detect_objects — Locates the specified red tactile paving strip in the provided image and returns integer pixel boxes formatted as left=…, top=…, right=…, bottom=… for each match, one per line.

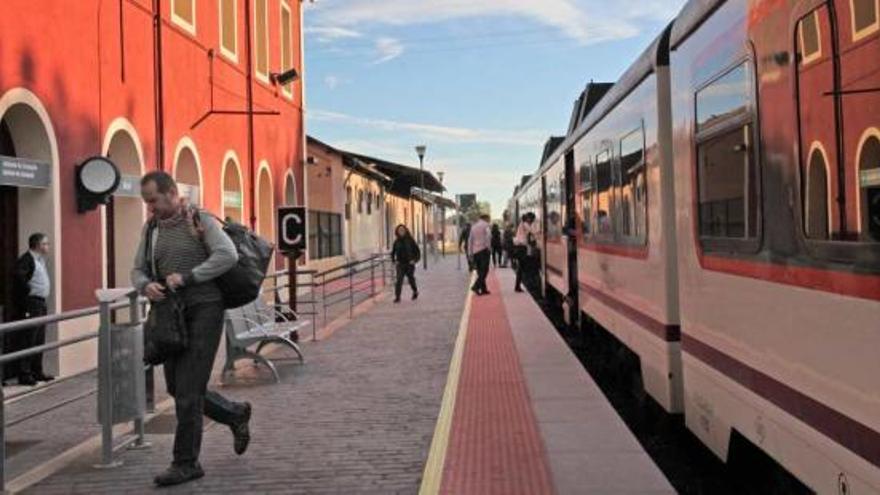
left=440, top=272, right=555, bottom=495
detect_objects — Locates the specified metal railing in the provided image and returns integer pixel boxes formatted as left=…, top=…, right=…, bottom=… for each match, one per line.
left=266, top=254, right=394, bottom=339
left=0, top=289, right=152, bottom=490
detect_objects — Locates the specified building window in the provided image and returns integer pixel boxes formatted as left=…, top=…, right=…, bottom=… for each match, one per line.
left=345, top=186, right=352, bottom=220
left=357, top=189, right=364, bottom=213
left=695, top=61, right=760, bottom=246
left=171, top=0, right=196, bottom=34
left=254, top=0, right=269, bottom=82
left=366, top=191, right=373, bottom=214
left=798, top=11, right=822, bottom=65
left=219, top=0, right=237, bottom=62
left=805, top=145, right=830, bottom=239
left=308, top=210, right=343, bottom=260
left=852, top=0, right=879, bottom=40
left=857, top=132, right=880, bottom=241
left=280, top=0, right=294, bottom=98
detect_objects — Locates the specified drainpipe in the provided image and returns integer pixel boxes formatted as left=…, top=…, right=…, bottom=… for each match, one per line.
left=244, top=0, right=257, bottom=229
left=299, top=0, right=309, bottom=263
left=152, top=0, right=165, bottom=170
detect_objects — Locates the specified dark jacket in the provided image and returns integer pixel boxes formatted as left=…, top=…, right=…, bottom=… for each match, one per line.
left=391, top=236, right=421, bottom=265
left=491, top=227, right=502, bottom=249
left=12, top=252, right=36, bottom=318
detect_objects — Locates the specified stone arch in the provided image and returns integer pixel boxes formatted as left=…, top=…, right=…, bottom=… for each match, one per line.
left=172, top=136, right=203, bottom=206
left=221, top=150, right=244, bottom=223
left=284, top=169, right=296, bottom=206
left=101, top=118, right=146, bottom=288
left=0, top=88, right=62, bottom=317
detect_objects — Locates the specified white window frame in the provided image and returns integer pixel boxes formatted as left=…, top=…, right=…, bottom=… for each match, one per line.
left=254, top=0, right=271, bottom=84
left=851, top=0, right=880, bottom=41
left=218, top=0, right=238, bottom=63
left=799, top=10, right=823, bottom=65
left=170, top=0, right=197, bottom=36
left=280, top=0, right=294, bottom=98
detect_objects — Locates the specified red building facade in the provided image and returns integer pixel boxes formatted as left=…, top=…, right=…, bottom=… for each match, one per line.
left=0, top=0, right=305, bottom=316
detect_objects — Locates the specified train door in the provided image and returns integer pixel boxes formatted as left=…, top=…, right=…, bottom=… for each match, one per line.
left=540, top=175, right=548, bottom=298
left=795, top=1, right=880, bottom=241
left=564, top=151, right=579, bottom=325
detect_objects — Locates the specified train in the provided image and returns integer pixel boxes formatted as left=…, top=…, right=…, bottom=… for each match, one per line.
left=508, top=0, right=880, bottom=493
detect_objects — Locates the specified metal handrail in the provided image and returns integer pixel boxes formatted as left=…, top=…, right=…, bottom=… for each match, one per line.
left=0, top=290, right=151, bottom=490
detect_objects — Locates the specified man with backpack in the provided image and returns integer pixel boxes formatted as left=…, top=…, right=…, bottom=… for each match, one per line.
left=132, top=171, right=252, bottom=487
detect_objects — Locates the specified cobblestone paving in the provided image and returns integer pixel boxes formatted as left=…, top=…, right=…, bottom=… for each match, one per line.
left=23, top=257, right=469, bottom=494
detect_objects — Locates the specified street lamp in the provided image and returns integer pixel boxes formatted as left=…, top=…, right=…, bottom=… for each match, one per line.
left=415, top=145, right=427, bottom=270
left=437, top=171, right=445, bottom=257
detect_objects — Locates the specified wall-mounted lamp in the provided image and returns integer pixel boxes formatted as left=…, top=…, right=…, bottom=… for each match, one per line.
left=270, top=68, right=300, bottom=86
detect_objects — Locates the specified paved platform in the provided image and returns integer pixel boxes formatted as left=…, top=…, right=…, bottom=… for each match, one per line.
left=12, top=258, right=672, bottom=494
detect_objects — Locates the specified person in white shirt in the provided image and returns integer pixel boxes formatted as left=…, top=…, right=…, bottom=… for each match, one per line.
left=467, top=214, right=492, bottom=295
left=513, top=213, right=536, bottom=292
left=9, top=233, right=54, bottom=386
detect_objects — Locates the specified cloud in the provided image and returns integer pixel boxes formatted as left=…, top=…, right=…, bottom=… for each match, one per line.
left=310, top=110, right=546, bottom=146
left=305, top=26, right=363, bottom=43
left=324, top=75, right=340, bottom=90
left=308, top=0, right=657, bottom=45
left=373, top=37, right=405, bottom=64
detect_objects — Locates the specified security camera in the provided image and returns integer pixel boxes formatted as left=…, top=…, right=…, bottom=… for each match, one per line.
left=271, top=68, right=299, bottom=86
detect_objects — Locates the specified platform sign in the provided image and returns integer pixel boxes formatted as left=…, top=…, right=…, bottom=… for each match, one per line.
left=0, top=156, right=50, bottom=189
left=277, top=206, right=307, bottom=253
left=113, top=174, right=142, bottom=198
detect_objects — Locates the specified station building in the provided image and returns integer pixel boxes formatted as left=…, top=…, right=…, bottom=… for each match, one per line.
left=0, top=0, right=305, bottom=376
left=305, top=136, right=446, bottom=272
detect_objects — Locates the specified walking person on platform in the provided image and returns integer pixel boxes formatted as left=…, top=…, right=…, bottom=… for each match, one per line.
left=468, top=214, right=492, bottom=295
left=490, top=223, right=503, bottom=268
left=459, top=222, right=472, bottom=271
left=391, top=224, right=420, bottom=303
left=513, top=213, right=536, bottom=293
left=8, top=233, right=55, bottom=386
left=132, top=171, right=252, bottom=487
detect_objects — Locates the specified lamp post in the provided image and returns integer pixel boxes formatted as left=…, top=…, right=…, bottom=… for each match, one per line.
left=415, top=145, right=427, bottom=270
left=437, top=171, right=445, bottom=257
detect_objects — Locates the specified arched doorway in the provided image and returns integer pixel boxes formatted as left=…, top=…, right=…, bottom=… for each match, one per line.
left=284, top=170, right=296, bottom=206
left=0, top=91, right=60, bottom=323
left=857, top=131, right=880, bottom=241
left=805, top=145, right=829, bottom=239
left=173, top=138, right=202, bottom=207
left=103, top=120, right=145, bottom=288
left=222, top=152, right=244, bottom=223
left=256, top=162, right=274, bottom=242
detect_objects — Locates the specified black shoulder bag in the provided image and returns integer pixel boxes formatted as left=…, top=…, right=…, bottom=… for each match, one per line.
left=142, top=221, right=189, bottom=365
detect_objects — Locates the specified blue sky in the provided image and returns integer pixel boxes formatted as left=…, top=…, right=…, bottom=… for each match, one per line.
left=303, top=0, right=687, bottom=217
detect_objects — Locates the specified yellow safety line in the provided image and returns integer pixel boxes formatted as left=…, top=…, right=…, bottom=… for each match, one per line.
left=418, top=273, right=475, bottom=495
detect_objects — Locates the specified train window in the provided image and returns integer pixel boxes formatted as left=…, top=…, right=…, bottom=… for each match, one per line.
left=619, top=127, right=647, bottom=242
left=595, top=150, right=613, bottom=235
left=696, top=64, right=751, bottom=133
left=579, top=159, right=593, bottom=236
left=695, top=61, right=760, bottom=246
left=851, top=0, right=879, bottom=40
left=798, top=11, right=822, bottom=65
left=805, top=145, right=830, bottom=239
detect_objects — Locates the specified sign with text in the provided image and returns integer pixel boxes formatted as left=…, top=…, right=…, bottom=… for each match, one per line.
left=277, top=206, right=307, bottom=253
left=0, top=156, right=50, bottom=189
left=113, top=174, right=142, bottom=198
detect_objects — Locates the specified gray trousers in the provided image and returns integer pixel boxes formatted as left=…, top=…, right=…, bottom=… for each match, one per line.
left=163, top=301, right=247, bottom=466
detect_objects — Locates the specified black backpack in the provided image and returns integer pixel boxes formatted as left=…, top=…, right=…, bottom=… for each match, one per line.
left=146, top=209, right=275, bottom=309
left=193, top=212, right=275, bottom=309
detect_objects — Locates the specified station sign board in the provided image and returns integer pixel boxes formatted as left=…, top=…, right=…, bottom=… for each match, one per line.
left=0, top=156, right=50, bottom=189
left=277, top=206, right=307, bottom=253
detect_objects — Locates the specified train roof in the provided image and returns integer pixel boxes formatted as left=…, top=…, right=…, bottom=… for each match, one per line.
left=533, top=23, right=673, bottom=180
left=670, top=0, right=726, bottom=49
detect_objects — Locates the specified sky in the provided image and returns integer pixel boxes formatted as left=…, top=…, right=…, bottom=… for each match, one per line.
left=303, top=0, right=688, bottom=218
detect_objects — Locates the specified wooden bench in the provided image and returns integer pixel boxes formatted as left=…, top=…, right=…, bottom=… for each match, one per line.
left=223, top=298, right=307, bottom=383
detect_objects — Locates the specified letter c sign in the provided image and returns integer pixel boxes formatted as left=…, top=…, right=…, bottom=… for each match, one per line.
left=277, top=206, right=307, bottom=253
